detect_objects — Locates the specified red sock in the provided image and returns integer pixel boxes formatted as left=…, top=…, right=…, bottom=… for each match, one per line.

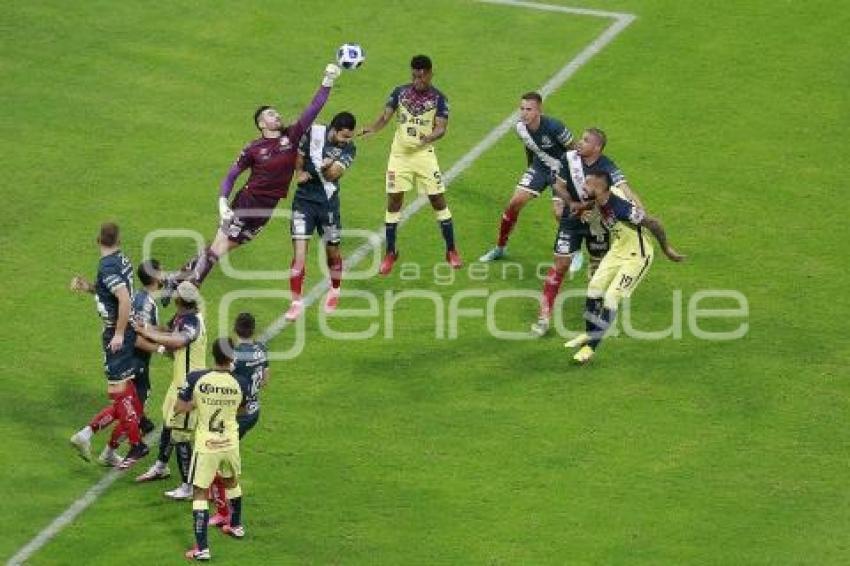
left=497, top=209, right=519, bottom=247
left=328, top=256, right=342, bottom=289
left=209, top=474, right=230, bottom=517
left=89, top=404, right=116, bottom=432
left=114, top=389, right=141, bottom=445
left=290, top=259, right=305, bottom=299
left=541, top=267, right=565, bottom=316
left=108, top=421, right=126, bottom=449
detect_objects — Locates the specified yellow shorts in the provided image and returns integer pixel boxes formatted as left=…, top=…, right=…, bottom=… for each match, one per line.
left=162, top=386, right=197, bottom=433
left=386, top=149, right=445, bottom=195
left=188, top=448, right=241, bottom=489
left=588, top=253, right=653, bottom=306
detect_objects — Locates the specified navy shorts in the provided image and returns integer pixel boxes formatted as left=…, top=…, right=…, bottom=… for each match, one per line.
left=222, top=191, right=280, bottom=244
left=102, top=327, right=139, bottom=382
left=517, top=162, right=556, bottom=195
left=237, top=411, right=260, bottom=440
left=553, top=214, right=610, bottom=258
left=291, top=198, right=342, bottom=245
left=133, top=353, right=152, bottom=404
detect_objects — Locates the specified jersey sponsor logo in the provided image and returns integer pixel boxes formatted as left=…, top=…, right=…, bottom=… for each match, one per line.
left=205, top=438, right=233, bottom=450
left=198, top=383, right=240, bottom=396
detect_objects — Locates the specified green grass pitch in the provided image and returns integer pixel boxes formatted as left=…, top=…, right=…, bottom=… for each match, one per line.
left=2, top=0, right=849, bottom=563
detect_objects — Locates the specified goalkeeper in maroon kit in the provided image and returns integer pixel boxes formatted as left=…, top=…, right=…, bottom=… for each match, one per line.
left=163, top=63, right=342, bottom=304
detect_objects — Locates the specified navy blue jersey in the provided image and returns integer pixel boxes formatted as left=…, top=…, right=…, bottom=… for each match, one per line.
left=132, top=289, right=158, bottom=363
left=557, top=153, right=627, bottom=202
left=94, top=251, right=134, bottom=327
left=232, top=341, right=268, bottom=416
left=516, top=115, right=573, bottom=169
left=132, top=289, right=158, bottom=327
left=296, top=125, right=357, bottom=204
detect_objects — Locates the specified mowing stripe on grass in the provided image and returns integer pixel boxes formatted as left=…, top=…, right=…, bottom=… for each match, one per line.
left=7, top=3, right=634, bottom=563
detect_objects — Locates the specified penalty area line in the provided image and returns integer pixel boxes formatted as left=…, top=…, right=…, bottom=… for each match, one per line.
left=8, top=2, right=634, bottom=564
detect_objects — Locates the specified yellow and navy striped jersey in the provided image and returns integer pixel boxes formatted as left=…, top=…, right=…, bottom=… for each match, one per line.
left=601, top=186, right=654, bottom=259
left=386, top=84, right=449, bottom=153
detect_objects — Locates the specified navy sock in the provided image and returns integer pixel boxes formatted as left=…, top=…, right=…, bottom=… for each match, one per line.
left=584, top=297, right=604, bottom=335
left=588, top=307, right=616, bottom=350
left=439, top=219, right=455, bottom=252
left=193, top=509, right=209, bottom=550
left=157, top=427, right=173, bottom=463
left=385, top=223, right=398, bottom=254
left=230, top=496, right=243, bottom=527
left=175, top=442, right=192, bottom=483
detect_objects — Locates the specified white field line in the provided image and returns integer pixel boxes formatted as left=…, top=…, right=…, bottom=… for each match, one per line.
left=7, top=3, right=634, bottom=563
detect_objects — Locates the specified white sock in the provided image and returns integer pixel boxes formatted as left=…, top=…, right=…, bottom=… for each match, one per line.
left=154, top=460, right=167, bottom=472
left=77, top=426, right=93, bottom=442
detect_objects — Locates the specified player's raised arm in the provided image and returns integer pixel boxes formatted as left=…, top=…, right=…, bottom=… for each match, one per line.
left=289, top=64, right=341, bottom=142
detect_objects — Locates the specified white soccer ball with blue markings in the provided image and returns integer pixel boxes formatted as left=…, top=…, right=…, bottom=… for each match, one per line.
left=337, top=43, right=366, bottom=70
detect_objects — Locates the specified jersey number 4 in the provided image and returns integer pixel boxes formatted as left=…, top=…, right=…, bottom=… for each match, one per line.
left=208, top=408, right=225, bottom=434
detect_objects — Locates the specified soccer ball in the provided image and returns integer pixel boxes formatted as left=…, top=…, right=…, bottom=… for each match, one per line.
left=337, top=43, right=366, bottom=70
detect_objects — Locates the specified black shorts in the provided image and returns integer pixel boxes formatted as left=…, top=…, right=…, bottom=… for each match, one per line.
left=291, top=197, right=342, bottom=245
left=222, top=191, right=280, bottom=244
left=517, top=162, right=556, bottom=195
left=553, top=214, right=610, bottom=258
left=102, top=327, right=139, bottom=383
left=133, top=352, right=152, bottom=403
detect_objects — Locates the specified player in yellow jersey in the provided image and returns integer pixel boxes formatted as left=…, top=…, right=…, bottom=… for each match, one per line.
left=360, top=54, right=462, bottom=274
left=133, top=281, right=207, bottom=499
left=177, top=337, right=246, bottom=561
left=565, top=172, right=685, bottom=363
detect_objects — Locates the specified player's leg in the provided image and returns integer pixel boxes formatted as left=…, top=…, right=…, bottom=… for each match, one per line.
left=185, top=451, right=215, bottom=560
left=381, top=154, right=411, bottom=275
left=427, top=192, right=462, bottom=268
left=70, top=330, right=124, bottom=461
left=531, top=217, right=583, bottom=337
left=323, top=211, right=343, bottom=313
left=319, top=202, right=343, bottom=312
left=417, top=155, right=461, bottom=268
left=165, top=412, right=196, bottom=499
left=380, top=192, right=405, bottom=275
left=286, top=202, right=313, bottom=321
left=113, top=379, right=149, bottom=469
left=219, top=451, right=244, bottom=538
left=480, top=166, right=547, bottom=262
left=137, top=388, right=177, bottom=481
left=132, top=363, right=155, bottom=435
left=208, top=473, right=230, bottom=527
left=565, top=254, right=618, bottom=351
left=285, top=237, right=308, bottom=321
left=574, top=255, right=653, bottom=363
left=531, top=253, right=572, bottom=337
left=71, top=400, right=115, bottom=462
left=211, top=412, right=255, bottom=526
